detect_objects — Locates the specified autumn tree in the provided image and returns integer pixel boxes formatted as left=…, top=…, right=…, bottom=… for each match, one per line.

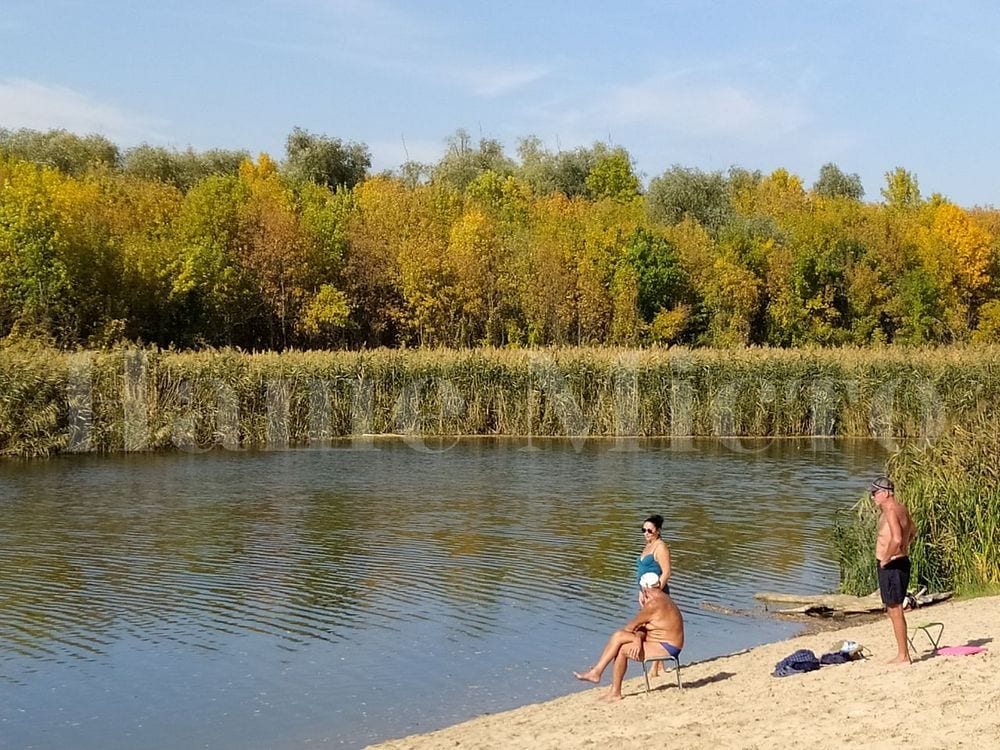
left=621, top=228, right=690, bottom=328
left=584, top=148, right=640, bottom=202
left=432, top=129, right=515, bottom=193
left=283, top=127, right=371, bottom=191
left=812, top=163, right=864, bottom=201
left=881, top=167, right=921, bottom=209
left=0, top=158, right=72, bottom=339
left=646, top=166, right=732, bottom=232
left=0, top=128, right=119, bottom=176
left=452, top=171, right=530, bottom=345
left=516, top=138, right=635, bottom=200
left=341, top=177, right=410, bottom=346
left=171, top=172, right=253, bottom=345
left=519, top=194, right=582, bottom=344
left=123, top=145, right=249, bottom=191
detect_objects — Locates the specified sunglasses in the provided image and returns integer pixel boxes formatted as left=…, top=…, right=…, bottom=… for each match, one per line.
left=641, top=527, right=656, bottom=533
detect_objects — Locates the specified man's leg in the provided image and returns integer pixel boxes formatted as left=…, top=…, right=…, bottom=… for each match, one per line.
left=574, top=629, right=637, bottom=683
left=601, top=640, right=667, bottom=702
left=601, top=647, right=635, bottom=702
left=886, top=604, right=911, bottom=664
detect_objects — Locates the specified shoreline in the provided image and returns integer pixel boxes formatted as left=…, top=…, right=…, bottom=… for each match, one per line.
left=366, top=595, right=999, bottom=749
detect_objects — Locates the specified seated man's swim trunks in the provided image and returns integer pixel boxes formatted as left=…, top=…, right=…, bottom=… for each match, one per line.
left=659, top=641, right=681, bottom=658
left=877, top=556, right=911, bottom=606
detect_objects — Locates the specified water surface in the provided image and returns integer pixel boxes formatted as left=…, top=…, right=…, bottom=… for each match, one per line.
left=0, top=438, right=885, bottom=749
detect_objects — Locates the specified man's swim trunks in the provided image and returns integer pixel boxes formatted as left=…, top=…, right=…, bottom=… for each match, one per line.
left=877, top=556, right=911, bottom=606
left=659, top=641, right=681, bottom=658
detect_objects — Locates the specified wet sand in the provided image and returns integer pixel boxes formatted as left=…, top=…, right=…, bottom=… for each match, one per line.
left=367, top=595, right=999, bottom=750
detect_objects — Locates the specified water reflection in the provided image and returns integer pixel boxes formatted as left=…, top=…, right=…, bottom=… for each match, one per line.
left=0, top=438, right=884, bottom=749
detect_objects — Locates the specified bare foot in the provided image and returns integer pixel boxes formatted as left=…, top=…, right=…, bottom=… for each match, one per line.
left=887, top=655, right=911, bottom=665
left=573, top=670, right=600, bottom=683
left=598, top=691, right=623, bottom=703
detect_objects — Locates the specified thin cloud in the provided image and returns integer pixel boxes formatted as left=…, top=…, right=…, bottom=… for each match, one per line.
left=460, top=64, right=551, bottom=97
left=284, top=0, right=427, bottom=42
left=0, top=78, right=168, bottom=144
left=604, top=78, right=811, bottom=141
left=302, top=0, right=411, bottom=25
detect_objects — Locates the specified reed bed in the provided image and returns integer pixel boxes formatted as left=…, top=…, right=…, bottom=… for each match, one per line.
left=834, top=409, right=1000, bottom=596
left=1, top=344, right=999, bottom=456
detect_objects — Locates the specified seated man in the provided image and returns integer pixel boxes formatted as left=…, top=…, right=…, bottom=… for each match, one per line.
left=573, top=581, right=684, bottom=702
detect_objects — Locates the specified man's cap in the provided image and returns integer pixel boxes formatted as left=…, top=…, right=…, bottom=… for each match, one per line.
left=870, top=476, right=894, bottom=492
left=639, top=572, right=660, bottom=589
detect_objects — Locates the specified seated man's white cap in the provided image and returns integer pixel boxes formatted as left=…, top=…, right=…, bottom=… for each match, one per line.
left=639, top=572, right=660, bottom=589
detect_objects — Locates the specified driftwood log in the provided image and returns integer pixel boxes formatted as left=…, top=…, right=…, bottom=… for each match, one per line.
left=754, top=590, right=952, bottom=617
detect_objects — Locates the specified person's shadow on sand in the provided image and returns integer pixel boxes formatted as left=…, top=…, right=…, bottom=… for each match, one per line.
left=963, top=637, right=992, bottom=647
left=644, top=671, right=735, bottom=693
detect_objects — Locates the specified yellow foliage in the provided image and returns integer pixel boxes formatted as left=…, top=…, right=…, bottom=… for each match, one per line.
left=448, top=208, right=500, bottom=322
left=300, top=284, right=351, bottom=338
left=665, top=217, right=714, bottom=288
left=928, top=203, right=992, bottom=291
left=238, top=153, right=280, bottom=187
left=649, top=304, right=690, bottom=344
left=973, top=300, right=1000, bottom=343
left=741, top=168, right=808, bottom=218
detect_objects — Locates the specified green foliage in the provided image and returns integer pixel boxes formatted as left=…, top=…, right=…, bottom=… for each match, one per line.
left=812, top=163, right=864, bottom=200
left=893, top=268, right=946, bottom=344
left=1, top=128, right=999, bottom=351
left=0, top=160, right=73, bottom=338
left=123, top=144, right=249, bottom=191
left=584, top=148, right=640, bottom=202
left=973, top=300, right=1000, bottom=343
left=283, top=126, right=371, bottom=191
left=0, top=128, right=119, bottom=175
left=621, top=228, right=689, bottom=322
left=432, top=129, right=515, bottom=192
left=646, top=166, right=732, bottom=231
left=515, top=136, right=603, bottom=198
left=832, top=499, right=878, bottom=595
left=881, top=167, right=922, bottom=209
left=300, top=284, right=351, bottom=343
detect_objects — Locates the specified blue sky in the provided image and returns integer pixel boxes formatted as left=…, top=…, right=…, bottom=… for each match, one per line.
left=2, top=1, right=999, bottom=206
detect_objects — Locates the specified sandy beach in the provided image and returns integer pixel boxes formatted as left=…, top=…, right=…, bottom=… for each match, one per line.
left=367, top=595, right=999, bottom=750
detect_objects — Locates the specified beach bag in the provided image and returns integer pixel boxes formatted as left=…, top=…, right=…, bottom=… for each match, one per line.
left=819, top=639, right=869, bottom=665
left=820, top=651, right=850, bottom=665
left=833, top=639, right=868, bottom=660
left=772, top=649, right=821, bottom=677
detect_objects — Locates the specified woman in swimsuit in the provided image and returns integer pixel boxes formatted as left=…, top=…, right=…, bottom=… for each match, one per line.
left=636, top=514, right=672, bottom=677
left=637, top=514, right=671, bottom=598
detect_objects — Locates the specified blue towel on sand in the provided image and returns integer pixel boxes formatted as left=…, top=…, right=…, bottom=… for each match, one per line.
left=772, top=649, right=821, bottom=677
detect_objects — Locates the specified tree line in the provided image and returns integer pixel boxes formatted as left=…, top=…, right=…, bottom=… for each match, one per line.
left=1, top=126, right=998, bottom=350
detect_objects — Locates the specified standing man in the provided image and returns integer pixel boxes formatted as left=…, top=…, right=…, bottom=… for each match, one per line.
left=872, top=475, right=916, bottom=664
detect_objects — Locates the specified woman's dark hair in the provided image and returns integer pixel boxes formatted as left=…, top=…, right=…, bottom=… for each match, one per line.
left=644, top=514, right=664, bottom=531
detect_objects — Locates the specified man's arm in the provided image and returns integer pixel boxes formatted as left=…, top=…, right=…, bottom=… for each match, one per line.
left=621, top=602, right=653, bottom=634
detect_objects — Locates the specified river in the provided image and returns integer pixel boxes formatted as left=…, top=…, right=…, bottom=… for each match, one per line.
left=0, top=437, right=885, bottom=749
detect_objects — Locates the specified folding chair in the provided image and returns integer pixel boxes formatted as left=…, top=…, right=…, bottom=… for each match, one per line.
left=641, top=654, right=682, bottom=692
left=907, top=621, right=944, bottom=656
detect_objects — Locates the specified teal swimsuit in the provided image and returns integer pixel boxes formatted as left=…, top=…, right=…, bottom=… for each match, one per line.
left=636, top=551, right=670, bottom=595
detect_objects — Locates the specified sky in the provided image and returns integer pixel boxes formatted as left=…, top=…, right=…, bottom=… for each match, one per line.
left=2, top=0, right=999, bottom=206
